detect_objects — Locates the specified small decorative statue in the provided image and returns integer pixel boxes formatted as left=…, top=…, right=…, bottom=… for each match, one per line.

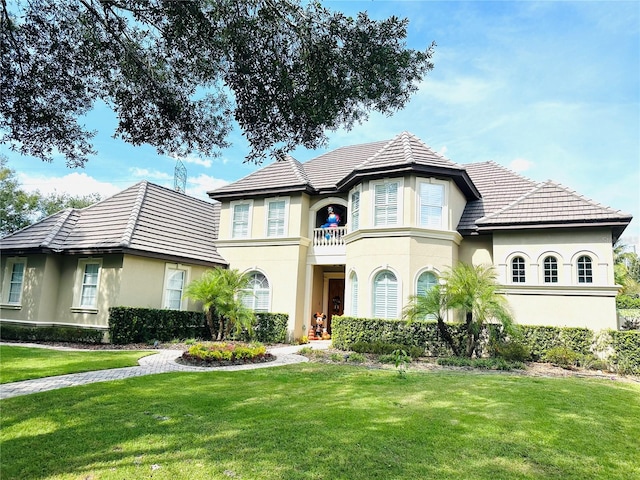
left=321, top=206, right=340, bottom=239
left=313, top=312, right=326, bottom=338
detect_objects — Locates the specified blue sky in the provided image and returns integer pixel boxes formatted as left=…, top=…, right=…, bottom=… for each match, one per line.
left=4, top=1, right=639, bottom=245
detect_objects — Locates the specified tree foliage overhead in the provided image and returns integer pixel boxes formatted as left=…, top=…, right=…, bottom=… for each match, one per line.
left=1, top=0, right=434, bottom=167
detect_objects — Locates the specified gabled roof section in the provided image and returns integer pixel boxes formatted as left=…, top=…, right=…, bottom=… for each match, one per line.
left=476, top=180, right=633, bottom=227
left=209, top=155, right=314, bottom=200
left=1, top=182, right=226, bottom=266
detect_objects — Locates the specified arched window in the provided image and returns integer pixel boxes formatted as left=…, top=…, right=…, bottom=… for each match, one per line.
left=350, top=272, right=358, bottom=317
left=511, top=257, right=526, bottom=283
left=417, top=271, right=438, bottom=297
left=373, top=270, right=398, bottom=319
left=543, top=256, right=558, bottom=283
left=577, top=256, right=593, bottom=283
left=240, top=271, right=270, bottom=312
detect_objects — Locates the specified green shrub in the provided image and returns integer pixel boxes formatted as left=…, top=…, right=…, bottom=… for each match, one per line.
left=347, top=352, right=366, bottom=363
left=491, top=339, right=531, bottom=362
left=437, top=357, right=524, bottom=371
left=378, top=354, right=396, bottom=364
left=184, top=342, right=267, bottom=363
left=297, top=346, right=313, bottom=355
left=616, top=295, right=640, bottom=309
left=542, top=346, right=579, bottom=368
left=350, top=340, right=423, bottom=358
left=0, top=324, right=104, bottom=343
left=109, top=307, right=209, bottom=344
left=605, top=330, right=640, bottom=375
left=329, top=353, right=343, bottom=362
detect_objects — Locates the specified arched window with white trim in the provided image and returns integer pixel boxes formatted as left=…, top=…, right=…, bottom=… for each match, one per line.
left=543, top=256, right=558, bottom=283
left=373, top=270, right=398, bottom=319
left=417, top=271, right=438, bottom=297
left=240, top=271, right=270, bottom=312
left=577, top=256, right=593, bottom=284
left=511, top=256, right=526, bottom=283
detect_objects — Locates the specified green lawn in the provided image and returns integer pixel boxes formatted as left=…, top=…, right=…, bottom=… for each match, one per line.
left=0, top=346, right=153, bottom=383
left=1, top=363, right=638, bottom=480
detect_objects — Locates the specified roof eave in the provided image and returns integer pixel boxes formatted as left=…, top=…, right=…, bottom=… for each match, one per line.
left=208, top=184, right=315, bottom=201
left=476, top=218, right=632, bottom=232
left=336, top=164, right=481, bottom=199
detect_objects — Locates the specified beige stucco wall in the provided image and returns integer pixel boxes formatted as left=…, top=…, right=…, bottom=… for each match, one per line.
left=458, top=235, right=494, bottom=266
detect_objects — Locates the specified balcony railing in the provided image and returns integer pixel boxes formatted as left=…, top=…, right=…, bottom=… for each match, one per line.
left=312, top=226, right=347, bottom=247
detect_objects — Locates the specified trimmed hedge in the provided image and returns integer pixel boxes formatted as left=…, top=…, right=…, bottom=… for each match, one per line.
left=331, top=316, right=468, bottom=357
left=605, top=330, right=640, bottom=375
left=0, top=324, right=104, bottom=344
left=616, top=295, right=640, bottom=309
left=332, top=316, right=640, bottom=373
left=108, top=307, right=209, bottom=344
left=108, top=307, right=289, bottom=345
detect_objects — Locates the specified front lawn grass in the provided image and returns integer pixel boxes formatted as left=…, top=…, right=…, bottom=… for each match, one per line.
left=1, top=363, right=638, bottom=479
left=0, top=346, right=154, bottom=383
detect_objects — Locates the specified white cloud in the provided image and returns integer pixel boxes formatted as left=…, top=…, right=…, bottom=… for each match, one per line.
left=17, top=172, right=122, bottom=198
left=438, top=146, right=448, bottom=156
left=418, top=76, right=498, bottom=105
left=186, top=174, right=229, bottom=201
left=129, top=168, right=172, bottom=180
left=508, top=158, right=534, bottom=172
left=178, top=155, right=213, bottom=168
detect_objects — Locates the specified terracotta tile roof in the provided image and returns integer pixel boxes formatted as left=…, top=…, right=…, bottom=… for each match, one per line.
left=1, top=182, right=226, bottom=266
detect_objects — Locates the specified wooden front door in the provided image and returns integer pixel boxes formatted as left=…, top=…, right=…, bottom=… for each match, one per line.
left=327, top=278, right=345, bottom=333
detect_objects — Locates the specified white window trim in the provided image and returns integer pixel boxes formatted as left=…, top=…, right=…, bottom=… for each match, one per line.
left=230, top=199, right=253, bottom=239
left=370, top=178, right=404, bottom=227
left=162, top=264, right=191, bottom=310
left=349, top=186, right=361, bottom=233
left=416, top=178, right=448, bottom=230
left=72, top=258, right=102, bottom=313
left=241, top=269, right=271, bottom=312
left=264, top=196, right=290, bottom=238
left=1, top=257, right=27, bottom=308
left=370, top=266, right=402, bottom=319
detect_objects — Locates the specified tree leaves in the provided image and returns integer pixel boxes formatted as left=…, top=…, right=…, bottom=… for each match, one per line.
left=1, top=0, right=433, bottom=166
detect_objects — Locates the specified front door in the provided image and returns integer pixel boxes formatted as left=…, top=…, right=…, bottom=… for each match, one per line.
left=327, top=278, right=344, bottom=333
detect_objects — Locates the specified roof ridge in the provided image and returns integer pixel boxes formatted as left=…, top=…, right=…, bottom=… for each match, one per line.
left=285, top=155, right=311, bottom=185
left=478, top=181, right=547, bottom=221
left=543, top=180, right=627, bottom=215
left=40, top=208, right=77, bottom=248
left=120, top=181, right=148, bottom=247
left=354, top=133, right=400, bottom=169
left=401, top=131, right=414, bottom=163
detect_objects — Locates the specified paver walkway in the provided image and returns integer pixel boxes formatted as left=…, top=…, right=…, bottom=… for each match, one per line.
left=0, top=341, right=331, bottom=400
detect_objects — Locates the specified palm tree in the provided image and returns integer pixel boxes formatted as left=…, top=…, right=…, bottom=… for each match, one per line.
left=184, top=267, right=255, bottom=341
left=440, top=263, right=513, bottom=357
left=403, top=284, right=460, bottom=356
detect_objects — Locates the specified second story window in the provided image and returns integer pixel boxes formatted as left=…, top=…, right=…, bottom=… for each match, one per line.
left=350, top=191, right=360, bottom=231
left=232, top=202, right=251, bottom=238
left=544, top=256, right=558, bottom=283
left=419, top=182, right=445, bottom=229
left=512, top=257, right=526, bottom=283
left=266, top=199, right=286, bottom=237
left=374, top=181, right=399, bottom=226
left=577, top=256, right=593, bottom=283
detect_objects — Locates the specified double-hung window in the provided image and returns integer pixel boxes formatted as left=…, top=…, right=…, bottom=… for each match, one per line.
left=231, top=202, right=251, bottom=238
left=373, top=180, right=400, bottom=227
left=75, top=260, right=102, bottom=310
left=266, top=198, right=287, bottom=237
left=163, top=266, right=189, bottom=310
left=3, top=258, right=26, bottom=305
left=418, top=182, right=445, bottom=229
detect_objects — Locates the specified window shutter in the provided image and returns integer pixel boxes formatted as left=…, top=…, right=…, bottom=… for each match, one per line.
left=374, top=182, right=398, bottom=226
left=417, top=272, right=437, bottom=297
left=350, top=273, right=358, bottom=317
left=419, top=183, right=444, bottom=228
left=232, top=203, right=249, bottom=238
left=351, top=191, right=360, bottom=231
left=373, top=271, right=397, bottom=319
left=267, top=201, right=285, bottom=236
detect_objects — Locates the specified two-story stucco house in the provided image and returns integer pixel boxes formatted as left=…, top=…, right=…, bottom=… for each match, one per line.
left=209, top=132, right=632, bottom=338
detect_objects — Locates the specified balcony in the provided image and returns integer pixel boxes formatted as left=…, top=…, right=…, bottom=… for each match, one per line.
left=310, top=226, right=347, bottom=263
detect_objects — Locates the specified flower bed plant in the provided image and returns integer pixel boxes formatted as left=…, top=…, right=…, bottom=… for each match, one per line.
left=180, top=342, right=274, bottom=367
